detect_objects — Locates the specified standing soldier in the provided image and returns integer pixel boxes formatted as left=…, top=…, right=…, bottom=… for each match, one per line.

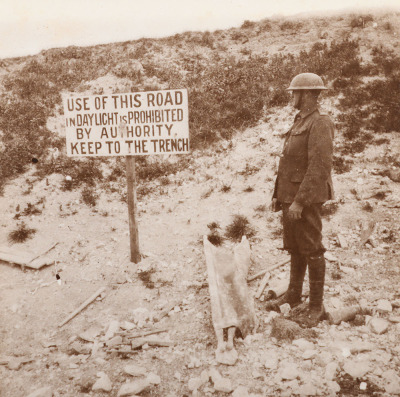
left=267, top=73, right=335, bottom=328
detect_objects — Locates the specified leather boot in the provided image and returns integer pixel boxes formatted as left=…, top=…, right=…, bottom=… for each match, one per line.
left=265, top=254, right=307, bottom=312
left=296, top=254, right=326, bottom=328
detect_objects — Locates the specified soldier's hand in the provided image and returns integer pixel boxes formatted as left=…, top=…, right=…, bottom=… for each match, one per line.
left=288, top=201, right=303, bottom=220
left=270, top=198, right=281, bottom=212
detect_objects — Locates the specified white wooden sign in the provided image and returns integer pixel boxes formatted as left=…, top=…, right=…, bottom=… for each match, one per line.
left=63, top=89, right=189, bottom=157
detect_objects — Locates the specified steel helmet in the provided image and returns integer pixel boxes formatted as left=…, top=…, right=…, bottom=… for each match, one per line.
left=286, top=73, right=327, bottom=91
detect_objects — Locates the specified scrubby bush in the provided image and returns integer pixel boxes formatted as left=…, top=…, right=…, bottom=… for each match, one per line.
left=225, top=215, right=256, bottom=242
left=8, top=222, right=36, bottom=243
left=81, top=186, right=98, bottom=206
left=188, top=57, right=268, bottom=146
left=241, top=20, right=256, bottom=29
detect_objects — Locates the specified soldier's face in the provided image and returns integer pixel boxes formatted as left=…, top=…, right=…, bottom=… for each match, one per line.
left=292, top=90, right=302, bottom=109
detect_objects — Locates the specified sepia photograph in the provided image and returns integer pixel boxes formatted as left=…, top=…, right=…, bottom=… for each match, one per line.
left=1, top=0, right=400, bottom=396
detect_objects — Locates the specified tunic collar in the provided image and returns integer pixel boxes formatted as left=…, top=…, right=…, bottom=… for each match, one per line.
left=296, top=106, right=319, bottom=120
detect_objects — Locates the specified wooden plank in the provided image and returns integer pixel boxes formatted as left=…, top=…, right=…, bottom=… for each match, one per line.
left=255, top=272, right=270, bottom=299
left=247, top=258, right=290, bottom=282
left=26, top=255, right=54, bottom=269
left=59, top=287, right=106, bottom=327
left=0, top=242, right=57, bottom=269
left=0, top=251, right=34, bottom=265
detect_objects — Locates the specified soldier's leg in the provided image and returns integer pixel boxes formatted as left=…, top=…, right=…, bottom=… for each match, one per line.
left=265, top=204, right=307, bottom=312
left=292, top=204, right=326, bottom=328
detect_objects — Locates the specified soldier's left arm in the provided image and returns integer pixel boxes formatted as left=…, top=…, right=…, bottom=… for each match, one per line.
left=294, top=116, right=334, bottom=206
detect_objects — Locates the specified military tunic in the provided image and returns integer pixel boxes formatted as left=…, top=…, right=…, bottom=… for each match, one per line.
left=273, top=107, right=335, bottom=256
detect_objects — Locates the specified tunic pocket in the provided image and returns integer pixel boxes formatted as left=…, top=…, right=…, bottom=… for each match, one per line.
left=287, top=126, right=308, bottom=156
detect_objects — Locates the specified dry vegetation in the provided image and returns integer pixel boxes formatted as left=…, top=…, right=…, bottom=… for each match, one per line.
left=0, top=11, right=399, bottom=195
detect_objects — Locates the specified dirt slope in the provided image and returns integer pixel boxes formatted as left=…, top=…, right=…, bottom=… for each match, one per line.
left=1, top=99, right=400, bottom=396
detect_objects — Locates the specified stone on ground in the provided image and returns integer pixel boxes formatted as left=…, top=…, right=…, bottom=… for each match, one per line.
left=369, top=318, right=390, bottom=334
left=147, top=372, right=161, bottom=385
left=213, top=377, right=233, bottom=393
left=343, top=360, right=370, bottom=378
left=124, top=364, right=147, bottom=377
left=216, top=347, right=238, bottom=365
left=279, top=363, right=300, bottom=380
left=26, top=387, right=53, bottom=397
left=92, top=372, right=112, bottom=392
left=232, top=385, right=249, bottom=397
left=117, top=379, right=151, bottom=396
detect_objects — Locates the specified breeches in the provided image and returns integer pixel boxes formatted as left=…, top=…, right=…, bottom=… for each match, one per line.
left=281, top=203, right=325, bottom=257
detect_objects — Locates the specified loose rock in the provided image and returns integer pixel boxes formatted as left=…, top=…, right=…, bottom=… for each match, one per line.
left=188, top=377, right=203, bottom=391
left=216, top=348, right=238, bottom=365
left=232, top=385, right=249, bottom=397
left=26, top=387, right=53, bottom=397
left=79, top=326, right=102, bottom=342
left=279, top=363, right=299, bottom=380
left=117, top=379, right=151, bottom=396
left=369, top=317, right=390, bottom=334
left=326, top=381, right=341, bottom=393
left=297, top=382, right=317, bottom=396
left=92, top=372, right=112, bottom=392
left=376, top=299, right=392, bottom=313
left=213, top=377, right=233, bottom=393
left=264, top=354, right=279, bottom=370
left=325, top=362, right=338, bottom=380
left=69, top=341, right=91, bottom=355
left=124, top=364, right=147, bottom=377
left=343, top=360, right=370, bottom=378
left=147, top=373, right=161, bottom=385
left=349, top=341, right=375, bottom=354
left=7, top=357, right=24, bottom=370
left=209, top=367, right=222, bottom=383
left=105, top=320, right=120, bottom=340
left=302, top=349, right=317, bottom=360
left=292, top=339, right=314, bottom=351
left=200, top=369, right=209, bottom=384
left=106, top=335, right=123, bottom=348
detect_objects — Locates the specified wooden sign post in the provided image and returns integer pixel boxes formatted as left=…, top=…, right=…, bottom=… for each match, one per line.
left=63, top=89, right=189, bottom=264
left=126, top=155, right=140, bottom=263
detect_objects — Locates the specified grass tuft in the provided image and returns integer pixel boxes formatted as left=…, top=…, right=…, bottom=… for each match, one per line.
left=225, top=215, right=256, bottom=242
left=8, top=223, right=36, bottom=243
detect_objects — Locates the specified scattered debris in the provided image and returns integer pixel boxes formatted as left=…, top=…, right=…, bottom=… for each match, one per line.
left=376, top=299, right=392, bottom=313
left=369, top=317, right=390, bottom=334
left=337, top=234, right=348, bottom=248
left=265, top=279, right=289, bottom=301
left=59, top=287, right=106, bottom=327
left=124, top=364, right=147, bottom=377
left=247, top=258, right=290, bottom=282
left=105, top=320, right=120, bottom=340
left=26, top=387, right=53, bottom=397
left=216, top=346, right=238, bottom=366
left=255, top=271, right=270, bottom=299
left=79, top=326, right=102, bottom=342
left=270, top=317, right=317, bottom=341
left=146, top=373, right=161, bottom=385
left=213, top=376, right=233, bottom=393
left=327, top=306, right=362, bottom=325
left=359, top=220, right=376, bottom=246
left=92, top=372, right=112, bottom=392
left=117, top=379, right=151, bottom=396
left=343, top=360, right=370, bottom=378
left=0, top=242, right=58, bottom=269
left=6, top=356, right=34, bottom=370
